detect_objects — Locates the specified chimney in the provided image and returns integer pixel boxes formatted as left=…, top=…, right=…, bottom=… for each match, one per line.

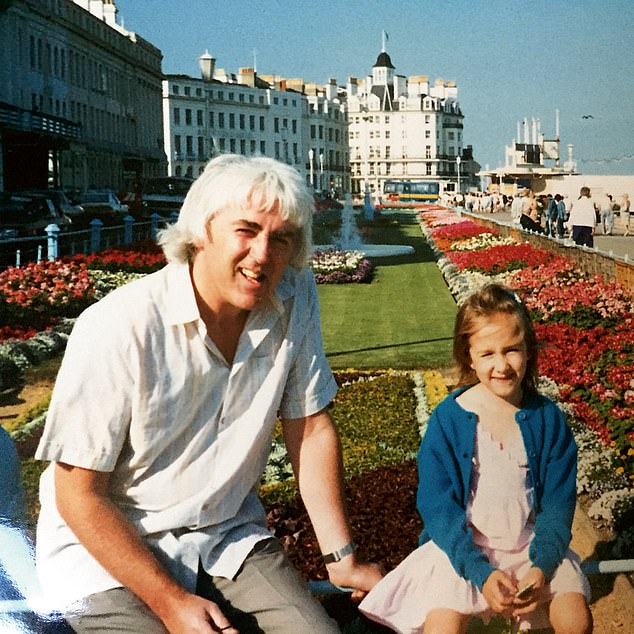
left=199, top=50, right=215, bottom=82
left=239, top=67, right=256, bottom=87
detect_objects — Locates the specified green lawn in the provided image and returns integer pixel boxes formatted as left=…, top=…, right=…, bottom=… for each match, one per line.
left=318, top=211, right=456, bottom=370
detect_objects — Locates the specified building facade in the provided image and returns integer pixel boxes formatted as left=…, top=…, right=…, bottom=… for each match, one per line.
left=346, top=48, right=479, bottom=197
left=163, top=53, right=349, bottom=193
left=0, top=0, right=166, bottom=194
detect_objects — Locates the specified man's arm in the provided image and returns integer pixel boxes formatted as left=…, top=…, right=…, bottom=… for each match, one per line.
left=281, top=409, right=383, bottom=597
left=54, top=463, right=237, bottom=634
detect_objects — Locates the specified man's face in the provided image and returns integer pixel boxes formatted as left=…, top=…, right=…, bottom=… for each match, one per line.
left=192, top=202, right=299, bottom=316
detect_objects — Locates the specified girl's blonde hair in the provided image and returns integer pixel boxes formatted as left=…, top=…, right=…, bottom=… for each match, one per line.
left=158, top=154, right=314, bottom=267
left=453, top=284, right=539, bottom=396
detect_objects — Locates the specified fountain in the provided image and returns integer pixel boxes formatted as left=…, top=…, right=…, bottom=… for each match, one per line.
left=314, top=193, right=414, bottom=257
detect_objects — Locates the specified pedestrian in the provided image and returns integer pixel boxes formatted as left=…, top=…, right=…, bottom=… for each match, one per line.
left=567, top=186, right=597, bottom=247
left=358, top=284, right=592, bottom=634
left=621, top=193, right=631, bottom=237
left=35, top=154, right=382, bottom=633
left=545, top=194, right=557, bottom=236
left=554, top=194, right=567, bottom=238
left=598, top=192, right=614, bottom=235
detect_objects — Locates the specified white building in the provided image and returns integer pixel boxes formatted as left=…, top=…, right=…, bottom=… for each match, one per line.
left=163, top=54, right=349, bottom=192
left=346, top=47, right=479, bottom=197
left=0, top=0, right=166, bottom=193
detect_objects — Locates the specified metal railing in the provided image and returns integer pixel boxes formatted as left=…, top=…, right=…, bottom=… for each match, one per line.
left=0, top=213, right=177, bottom=270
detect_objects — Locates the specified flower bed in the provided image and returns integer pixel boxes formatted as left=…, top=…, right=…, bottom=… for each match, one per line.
left=420, top=209, right=634, bottom=550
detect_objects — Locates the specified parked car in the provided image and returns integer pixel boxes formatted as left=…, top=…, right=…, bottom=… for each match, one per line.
left=77, top=191, right=129, bottom=225
left=0, top=192, right=72, bottom=236
left=313, top=192, right=343, bottom=212
left=20, top=189, right=85, bottom=219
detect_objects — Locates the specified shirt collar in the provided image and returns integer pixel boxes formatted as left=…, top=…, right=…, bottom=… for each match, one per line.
left=164, top=261, right=200, bottom=326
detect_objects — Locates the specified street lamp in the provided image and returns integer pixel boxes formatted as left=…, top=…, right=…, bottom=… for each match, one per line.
left=319, top=152, right=324, bottom=193
left=308, top=149, right=314, bottom=189
left=456, top=155, right=462, bottom=194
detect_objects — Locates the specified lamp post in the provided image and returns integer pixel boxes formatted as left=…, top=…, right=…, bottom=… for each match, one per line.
left=319, top=152, right=324, bottom=193
left=456, top=155, right=462, bottom=194
left=308, top=149, right=314, bottom=190
left=361, top=113, right=374, bottom=219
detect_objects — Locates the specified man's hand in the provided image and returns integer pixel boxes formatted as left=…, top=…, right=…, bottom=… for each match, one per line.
left=157, top=591, right=238, bottom=634
left=482, top=569, right=516, bottom=615
left=325, top=556, right=383, bottom=602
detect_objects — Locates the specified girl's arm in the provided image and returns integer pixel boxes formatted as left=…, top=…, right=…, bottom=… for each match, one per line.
left=528, top=405, right=578, bottom=579
left=417, top=411, right=496, bottom=591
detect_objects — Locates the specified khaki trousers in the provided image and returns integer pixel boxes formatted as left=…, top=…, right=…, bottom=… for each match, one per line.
left=65, top=538, right=339, bottom=633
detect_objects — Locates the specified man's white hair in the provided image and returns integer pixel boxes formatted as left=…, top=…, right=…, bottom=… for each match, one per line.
left=158, top=154, right=314, bottom=267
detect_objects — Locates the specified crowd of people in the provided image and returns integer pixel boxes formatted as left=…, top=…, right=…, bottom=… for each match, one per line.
left=447, top=188, right=632, bottom=247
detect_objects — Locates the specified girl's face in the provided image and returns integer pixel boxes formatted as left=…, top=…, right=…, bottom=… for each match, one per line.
left=468, top=311, right=528, bottom=407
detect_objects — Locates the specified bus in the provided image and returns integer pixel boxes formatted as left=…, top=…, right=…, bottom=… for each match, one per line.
left=382, top=181, right=441, bottom=207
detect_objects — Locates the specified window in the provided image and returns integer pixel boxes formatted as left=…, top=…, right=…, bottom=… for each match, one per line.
left=259, top=116, right=265, bottom=131
left=310, top=124, right=316, bottom=139
left=198, top=136, right=204, bottom=156
left=260, top=140, right=266, bottom=154
left=219, top=138, right=226, bottom=150
left=249, top=115, right=255, bottom=130
left=240, top=139, right=246, bottom=154
left=229, top=113, right=235, bottom=128
left=250, top=139, right=256, bottom=153
left=425, top=145, right=432, bottom=159
left=275, top=141, right=280, bottom=159
left=186, top=136, right=193, bottom=155
left=197, top=110, right=203, bottom=126
left=209, top=112, right=214, bottom=127
left=174, top=135, right=181, bottom=155
left=239, top=93, right=244, bottom=102
left=196, top=88, right=202, bottom=96
left=239, top=114, right=245, bottom=129
left=218, top=112, right=225, bottom=128
left=185, top=109, right=192, bottom=125
left=292, top=120, right=297, bottom=134
left=184, top=87, right=190, bottom=96
left=425, top=130, right=431, bottom=139
left=173, top=108, right=181, bottom=125
left=228, top=92, right=234, bottom=100
left=274, top=118, right=279, bottom=133
left=230, top=139, right=236, bottom=152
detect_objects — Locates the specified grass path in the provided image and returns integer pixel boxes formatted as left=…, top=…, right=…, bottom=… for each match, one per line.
left=318, top=211, right=456, bottom=370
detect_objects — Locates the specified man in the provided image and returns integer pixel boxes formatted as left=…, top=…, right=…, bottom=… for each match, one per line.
left=35, top=155, right=382, bottom=633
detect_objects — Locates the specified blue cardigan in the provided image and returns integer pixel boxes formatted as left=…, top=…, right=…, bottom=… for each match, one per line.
left=417, top=387, right=577, bottom=591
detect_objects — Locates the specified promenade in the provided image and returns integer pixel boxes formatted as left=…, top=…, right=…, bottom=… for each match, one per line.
left=471, top=207, right=634, bottom=260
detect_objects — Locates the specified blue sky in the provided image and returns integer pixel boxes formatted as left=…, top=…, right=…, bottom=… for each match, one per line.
left=115, top=0, right=634, bottom=175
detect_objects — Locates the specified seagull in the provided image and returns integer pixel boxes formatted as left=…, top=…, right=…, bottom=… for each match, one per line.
left=581, top=114, right=594, bottom=119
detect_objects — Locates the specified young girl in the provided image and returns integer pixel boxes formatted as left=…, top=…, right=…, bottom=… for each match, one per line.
left=359, top=284, right=592, bottom=633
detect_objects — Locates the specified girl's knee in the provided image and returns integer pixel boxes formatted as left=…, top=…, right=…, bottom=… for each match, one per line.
left=549, top=592, right=592, bottom=634
left=423, top=608, right=470, bottom=634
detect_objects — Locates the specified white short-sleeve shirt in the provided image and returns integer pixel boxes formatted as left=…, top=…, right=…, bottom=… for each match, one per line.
left=35, top=261, right=337, bottom=608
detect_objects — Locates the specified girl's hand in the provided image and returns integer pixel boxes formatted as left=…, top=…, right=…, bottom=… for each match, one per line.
left=512, top=567, right=546, bottom=617
left=482, top=570, right=517, bottom=615
left=513, top=568, right=546, bottom=616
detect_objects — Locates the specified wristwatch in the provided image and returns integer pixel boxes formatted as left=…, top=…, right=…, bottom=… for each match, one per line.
left=322, top=541, right=357, bottom=564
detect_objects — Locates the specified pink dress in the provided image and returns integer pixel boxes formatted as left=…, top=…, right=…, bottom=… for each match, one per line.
left=359, top=425, right=590, bottom=633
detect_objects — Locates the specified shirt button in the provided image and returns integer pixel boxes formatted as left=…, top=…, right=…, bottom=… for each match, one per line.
left=518, top=412, right=526, bottom=420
